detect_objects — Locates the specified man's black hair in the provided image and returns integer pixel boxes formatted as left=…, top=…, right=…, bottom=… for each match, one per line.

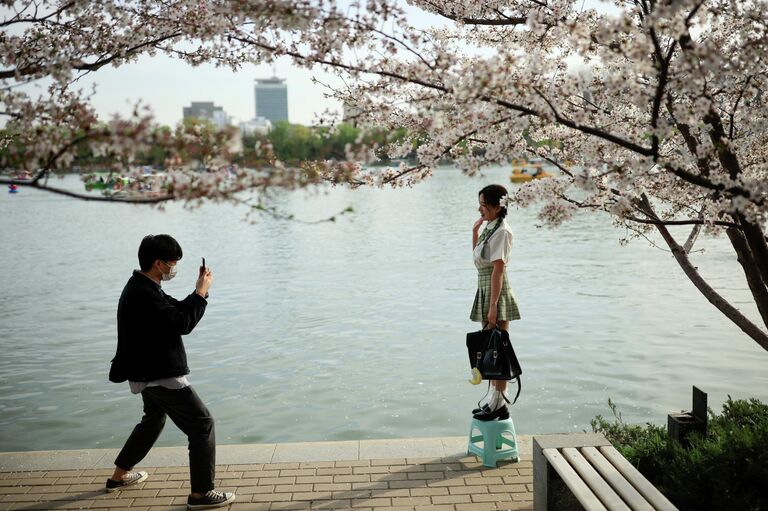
left=138, top=234, right=183, bottom=272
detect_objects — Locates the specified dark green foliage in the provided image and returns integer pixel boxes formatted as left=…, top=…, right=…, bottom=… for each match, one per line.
left=239, top=122, right=417, bottom=165
left=1, top=122, right=417, bottom=172
left=591, top=397, right=768, bottom=511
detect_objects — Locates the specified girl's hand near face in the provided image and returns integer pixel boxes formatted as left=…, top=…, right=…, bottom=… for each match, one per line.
left=473, top=217, right=484, bottom=233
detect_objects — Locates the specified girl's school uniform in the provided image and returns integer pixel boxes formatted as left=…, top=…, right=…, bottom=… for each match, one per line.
left=470, top=218, right=521, bottom=322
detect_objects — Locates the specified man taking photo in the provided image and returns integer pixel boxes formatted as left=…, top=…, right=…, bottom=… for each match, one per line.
left=107, top=234, right=235, bottom=509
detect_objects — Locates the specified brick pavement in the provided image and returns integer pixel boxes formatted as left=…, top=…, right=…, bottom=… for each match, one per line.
left=0, top=455, right=533, bottom=511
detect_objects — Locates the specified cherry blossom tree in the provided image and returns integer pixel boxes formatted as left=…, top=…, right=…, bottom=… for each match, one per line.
left=1, top=0, right=766, bottom=349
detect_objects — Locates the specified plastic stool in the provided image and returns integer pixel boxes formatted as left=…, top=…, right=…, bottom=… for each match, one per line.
left=467, top=417, right=519, bottom=467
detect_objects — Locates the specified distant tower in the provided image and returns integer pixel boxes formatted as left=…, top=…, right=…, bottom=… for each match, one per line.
left=254, top=77, right=288, bottom=125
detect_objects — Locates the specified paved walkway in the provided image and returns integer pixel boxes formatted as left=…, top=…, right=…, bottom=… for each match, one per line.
left=0, top=437, right=533, bottom=511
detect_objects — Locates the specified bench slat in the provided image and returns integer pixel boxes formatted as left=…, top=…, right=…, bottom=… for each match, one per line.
left=581, top=446, right=655, bottom=511
left=543, top=448, right=608, bottom=511
left=561, top=448, right=631, bottom=511
left=599, top=445, right=679, bottom=511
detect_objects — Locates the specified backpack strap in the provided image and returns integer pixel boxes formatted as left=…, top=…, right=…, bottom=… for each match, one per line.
left=511, top=377, right=521, bottom=404
left=477, top=380, right=492, bottom=410
left=499, top=377, right=521, bottom=405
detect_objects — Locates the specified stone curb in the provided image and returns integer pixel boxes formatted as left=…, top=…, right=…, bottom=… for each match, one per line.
left=0, top=437, right=533, bottom=472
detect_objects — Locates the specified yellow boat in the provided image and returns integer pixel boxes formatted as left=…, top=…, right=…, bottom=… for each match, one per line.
left=510, top=166, right=551, bottom=183
left=510, top=158, right=528, bottom=170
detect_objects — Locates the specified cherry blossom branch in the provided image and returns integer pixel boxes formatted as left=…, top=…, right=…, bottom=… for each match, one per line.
left=433, top=12, right=527, bottom=26
left=329, top=16, right=436, bottom=71
left=555, top=192, right=600, bottom=209
left=623, top=216, right=737, bottom=228
left=729, top=75, right=752, bottom=140
left=534, top=153, right=574, bottom=178
left=0, top=177, right=175, bottom=203
left=554, top=184, right=736, bottom=229
left=648, top=27, right=675, bottom=159
left=0, top=1, right=75, bottom=27
left=625, top=224, right=672, bottom=253
left=228, top=34, right=447, bottom=95
left=661, top=164, right=762, bottom=206
left=0, top=32, right=184, bottom=79
left=31, top=131, right=102, bottom=184
left=665, top=95, right=711, bottom=176
left=530, top=86, right=654, bottom=156
left=416, top=0, right=528, bottom=25
left=235, top=196, right=355, bottom=224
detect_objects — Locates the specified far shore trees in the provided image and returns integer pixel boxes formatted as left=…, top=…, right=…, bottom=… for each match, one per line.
left=1, top=1, right=766, bottom=350
left=0, top=121, right=413, bottom=170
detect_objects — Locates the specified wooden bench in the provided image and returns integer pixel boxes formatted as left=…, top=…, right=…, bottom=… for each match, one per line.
left=533, top=433, right=678, bottom=511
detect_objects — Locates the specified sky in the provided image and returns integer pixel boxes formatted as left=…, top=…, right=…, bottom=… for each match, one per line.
left=8, top=1, right=618, bottom=128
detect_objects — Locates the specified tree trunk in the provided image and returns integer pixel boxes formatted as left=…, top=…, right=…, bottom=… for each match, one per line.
left=638, top=195, right=768, bottom=351
left=738, top=216, right=768, bottom=290
left=726, top=227, right=768, bottom=329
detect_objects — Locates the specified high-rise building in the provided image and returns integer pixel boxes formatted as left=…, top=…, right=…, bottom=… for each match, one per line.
left=254, top=77, right=288, bottom=125
left=182, top=101, right=231, bottom=128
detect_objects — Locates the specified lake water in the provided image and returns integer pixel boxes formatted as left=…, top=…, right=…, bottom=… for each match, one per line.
left=1, top=166, right=767, bottom=453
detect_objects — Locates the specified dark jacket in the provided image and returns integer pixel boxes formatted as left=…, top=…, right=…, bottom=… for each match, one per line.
left=115, top=271, right=207, bottom=382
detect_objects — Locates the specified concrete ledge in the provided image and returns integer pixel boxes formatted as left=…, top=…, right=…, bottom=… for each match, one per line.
left=0, top=435, right=534, bottom=472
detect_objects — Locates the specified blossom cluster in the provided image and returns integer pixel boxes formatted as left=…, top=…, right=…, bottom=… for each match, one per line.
left=1, top=1, right=766, bottom=227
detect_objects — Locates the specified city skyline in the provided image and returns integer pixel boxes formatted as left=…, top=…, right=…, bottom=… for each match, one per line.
left=79, top=56, right=341, bottom=128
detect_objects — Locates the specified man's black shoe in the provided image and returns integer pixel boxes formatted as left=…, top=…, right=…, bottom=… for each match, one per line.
left=187, top=489, right=236, bottom=509
left=473, top=405, right=509, bottom=421
left=472, top=404, right=491, bottom=414
left=105, top=471, right=148, bottom=492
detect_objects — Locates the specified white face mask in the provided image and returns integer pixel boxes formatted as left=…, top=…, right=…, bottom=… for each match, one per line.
left=160, top=261, right=177, bottom=281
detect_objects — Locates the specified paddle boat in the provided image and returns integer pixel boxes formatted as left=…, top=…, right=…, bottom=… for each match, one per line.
left=83, top=173, right=131, bottom=191
left=510, top=165, right=552, bottom=183
left=510, top=158, right=529, bottom=170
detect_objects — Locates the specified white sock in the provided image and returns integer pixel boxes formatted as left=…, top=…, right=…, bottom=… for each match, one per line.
left=489, top=389, right=503, bottom=410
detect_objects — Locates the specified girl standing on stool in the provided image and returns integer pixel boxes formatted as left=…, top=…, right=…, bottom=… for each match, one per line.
left=470, top=184, right=521, bottom=421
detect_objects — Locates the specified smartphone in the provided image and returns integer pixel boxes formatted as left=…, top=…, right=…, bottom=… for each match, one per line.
left=200, top=257, right=206, bottom=273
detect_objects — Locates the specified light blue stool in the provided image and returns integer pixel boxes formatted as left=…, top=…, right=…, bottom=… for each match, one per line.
left=467, top=417, right=519, bottom=467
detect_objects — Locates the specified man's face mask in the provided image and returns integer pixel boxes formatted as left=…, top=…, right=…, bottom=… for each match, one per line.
left=160, top=260, right=177, bottom=281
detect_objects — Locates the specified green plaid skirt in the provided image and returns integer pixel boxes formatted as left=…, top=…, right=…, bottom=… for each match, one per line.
left=470, top=266, right=521, bottom=322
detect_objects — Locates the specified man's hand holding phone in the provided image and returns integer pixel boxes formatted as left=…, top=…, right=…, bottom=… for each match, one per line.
left=196, top=257, right=212, bottom=298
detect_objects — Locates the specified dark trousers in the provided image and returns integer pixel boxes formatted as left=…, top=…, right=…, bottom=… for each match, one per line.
left=114, top=386, right=215, bottom=493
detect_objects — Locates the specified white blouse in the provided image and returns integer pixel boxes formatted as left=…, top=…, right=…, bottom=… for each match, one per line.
left=473, top=218, right=514, bottom=270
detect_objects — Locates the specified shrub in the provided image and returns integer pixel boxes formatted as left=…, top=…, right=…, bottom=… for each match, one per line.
left=591, top=397, right=768, bottom=511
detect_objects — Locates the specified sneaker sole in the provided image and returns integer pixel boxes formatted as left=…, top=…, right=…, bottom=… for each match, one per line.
left=187, top=494, right=236, bottom=509
left=105, top=472, right=149, bottom=493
